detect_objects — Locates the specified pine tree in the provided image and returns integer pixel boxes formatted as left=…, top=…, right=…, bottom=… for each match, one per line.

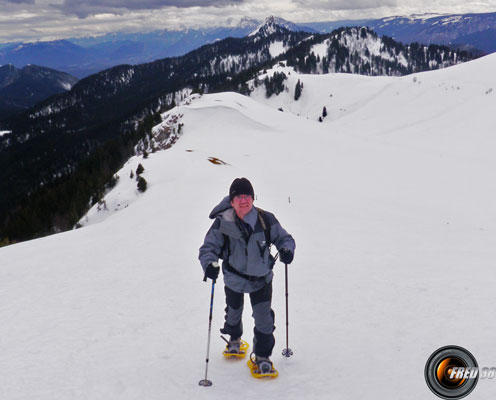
left=322, top=106, right=327, bottom=118
left=137, top=177, right=147, bottom=193
left=136, top=163, right=144, bottom=176
left=264, top=72, right=287, bottom=98
left=294, top=79, right=302, bottom=101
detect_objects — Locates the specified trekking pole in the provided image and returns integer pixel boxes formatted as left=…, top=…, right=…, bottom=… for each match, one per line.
left=199, top=275, right=216, bottom=387
left=282, top=263, right=293, bottom=357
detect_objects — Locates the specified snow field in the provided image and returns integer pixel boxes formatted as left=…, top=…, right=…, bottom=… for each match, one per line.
left=2, top=54, right=496, bottom=399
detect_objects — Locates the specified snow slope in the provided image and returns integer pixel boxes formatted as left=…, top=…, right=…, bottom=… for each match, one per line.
left=2, top=54, right=496, bottom=400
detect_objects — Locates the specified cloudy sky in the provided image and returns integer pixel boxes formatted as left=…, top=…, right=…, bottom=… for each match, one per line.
left=1, top=0, right=496, bottom=43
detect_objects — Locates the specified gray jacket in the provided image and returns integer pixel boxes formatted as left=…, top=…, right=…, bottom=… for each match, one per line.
left=199, top=196, right=296, bottom=293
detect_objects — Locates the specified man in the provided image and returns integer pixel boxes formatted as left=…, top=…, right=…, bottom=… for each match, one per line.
left=199, top=177, right=295, bottom=374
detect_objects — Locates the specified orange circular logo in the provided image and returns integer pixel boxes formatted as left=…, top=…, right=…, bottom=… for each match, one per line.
left=425, top=346, right=479, bottom=399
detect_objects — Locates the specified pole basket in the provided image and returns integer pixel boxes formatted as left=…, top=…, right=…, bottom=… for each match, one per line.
left=282, top=348, right=293, bottom=358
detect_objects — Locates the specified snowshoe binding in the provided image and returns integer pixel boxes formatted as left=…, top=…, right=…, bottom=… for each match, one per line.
left=247, top=353, right=279, bottom=378
left=222, top=336, right=249, bottom=359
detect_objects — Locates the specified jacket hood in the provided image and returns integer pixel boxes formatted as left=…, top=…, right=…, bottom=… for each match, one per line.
left=209, top=195, right=232, bottom=219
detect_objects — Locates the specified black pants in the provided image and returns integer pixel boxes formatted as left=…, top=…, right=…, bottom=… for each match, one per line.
left=220, top=282, right=275, bottom=357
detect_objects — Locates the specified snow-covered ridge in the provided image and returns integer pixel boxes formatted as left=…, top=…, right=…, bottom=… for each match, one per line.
left=80, top=95, right=201, bottom=226
left=83, top=53, right=496, bottom=227
left=333, top=28, right=407, bottom=68
left=251, top=52, right=496, bottom=133
left=134, top=103, right=189, bottom=156
left=280, top=27, right=467, bottom=76
left=382, top=13, right=448, bottom=23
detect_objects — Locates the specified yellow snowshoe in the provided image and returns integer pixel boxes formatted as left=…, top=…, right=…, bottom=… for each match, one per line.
left=222, top=336, right=249, bottom=359
left=247, top=353, right=279, bottom=378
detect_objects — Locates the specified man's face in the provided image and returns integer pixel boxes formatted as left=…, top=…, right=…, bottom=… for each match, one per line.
left=231, top=194, right=253, bottom=220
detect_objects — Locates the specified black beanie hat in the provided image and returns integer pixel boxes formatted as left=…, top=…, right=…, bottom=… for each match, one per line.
left=229, top=177, right=254, bottom=201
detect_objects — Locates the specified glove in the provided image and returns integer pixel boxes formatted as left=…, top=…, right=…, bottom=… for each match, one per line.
left=279, top=248, right=294, bottom=264
left=204, top=262, right=220, bottom=281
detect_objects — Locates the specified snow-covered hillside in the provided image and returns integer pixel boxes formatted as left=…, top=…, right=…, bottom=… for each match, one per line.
left=2, top=54, right=496, bottom=399
left=251, top=56, right=496, bottom=165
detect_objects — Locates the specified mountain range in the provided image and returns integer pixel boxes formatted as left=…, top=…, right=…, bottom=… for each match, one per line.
left=305, top=12, right=496, bottom=50
left=0, top=21, right=479, bottom=244
left=0, top=12, right=494, bottom=78
left=0, top=17, right=316, bottom=78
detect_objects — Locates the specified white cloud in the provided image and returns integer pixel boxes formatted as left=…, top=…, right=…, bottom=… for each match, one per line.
left=292, top=0, right=398, bottom=11
left=56, top=0, right=246, bottom=18
left=0, top=0, right=495, bottom=42
left=3, top=0, right=35, bottom=3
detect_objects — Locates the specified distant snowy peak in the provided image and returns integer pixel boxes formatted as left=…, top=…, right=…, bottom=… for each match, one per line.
left=381, top=13, right=449, bottom=23
left=224, top=17, right=259, bottom=29
left=249, top=16, right=293, bottom=37
left=408, top=13, right=449, bottom=20
left=370, top=11, right=496, bottom=52
left=377, top=12, right=468, bottom=27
